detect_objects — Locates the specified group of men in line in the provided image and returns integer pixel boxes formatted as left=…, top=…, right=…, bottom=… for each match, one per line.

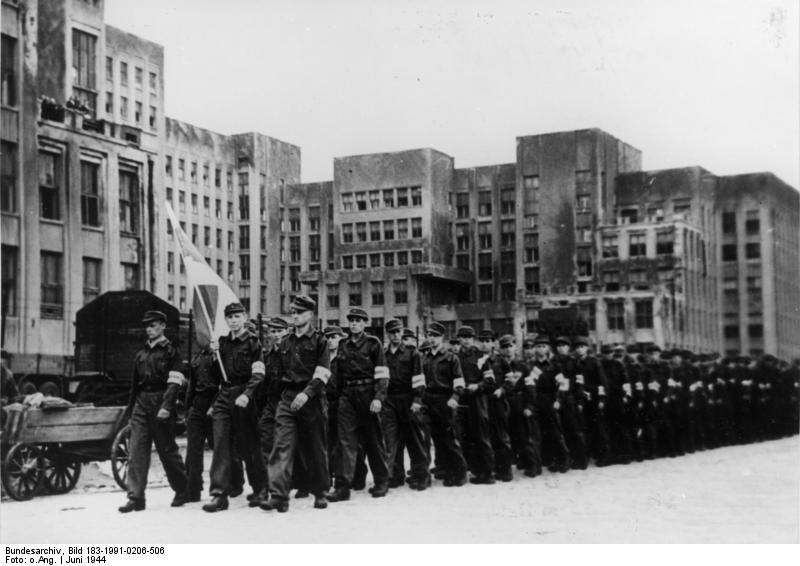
left=117, top=296, right=800, bottom=514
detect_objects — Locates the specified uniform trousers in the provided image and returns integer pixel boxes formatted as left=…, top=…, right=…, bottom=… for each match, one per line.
left=335, top=384, right=389, bottom=489
left=421, top=392, right=467, bottom=481
left=382, top=392, right=429, bottom=484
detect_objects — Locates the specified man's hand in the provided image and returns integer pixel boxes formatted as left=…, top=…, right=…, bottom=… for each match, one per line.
left=206, top=405, right=214, bottom=417
left=234, top=394, right=249, bottom=408
left=370, top=399, right=382, bottom=414
left=157, top=408, right=170, bottom=420
left=553, top=400, right=560, bottom=410
left=467, top=384, right=479, bottom=393
left=523, top=408, right=533, bottom=418
left=598, top=400, right=605, bottom=411
left=493, top=388, right=504, bottom=398
left=447, top=397, right=459, bottom=410
left=210, top=340, right=219, bottom=352
left=410, top=402, right=422, bottom=414
left=291, top=392, right=309, bottom=411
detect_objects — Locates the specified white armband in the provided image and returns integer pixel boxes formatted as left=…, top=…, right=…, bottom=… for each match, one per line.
left=251, top=361, right=266, bottom=376
left=374, top=366, right=390, bottom=380
left=452, top=377, right=466, bottom=389
left=167, top=371, right=185, bottom=386
left=313, top=366, right=331, bottom=384
left=575, top=374, right=584, bottom=385
left=411, top=374, right=426, bottom=388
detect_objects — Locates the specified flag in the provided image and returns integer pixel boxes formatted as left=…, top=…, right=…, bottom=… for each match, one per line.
left=164, top=202, right=239, bottom=348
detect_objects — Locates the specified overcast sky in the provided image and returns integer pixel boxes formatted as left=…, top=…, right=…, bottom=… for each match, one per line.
left=105, top=0, right=799, bottom=188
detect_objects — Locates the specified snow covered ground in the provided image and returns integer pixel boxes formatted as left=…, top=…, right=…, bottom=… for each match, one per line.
left=1, top=437, right=798, bottom=544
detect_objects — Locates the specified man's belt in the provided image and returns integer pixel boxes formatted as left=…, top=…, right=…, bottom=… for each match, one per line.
left=344, top=378, right=373, bottom=387
left=424, top=387, right=452, bottom=395
left=138, top=383, right=166, bottom=393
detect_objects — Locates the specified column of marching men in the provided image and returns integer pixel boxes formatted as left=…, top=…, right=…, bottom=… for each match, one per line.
left=118, top=296, right=800, bottom=513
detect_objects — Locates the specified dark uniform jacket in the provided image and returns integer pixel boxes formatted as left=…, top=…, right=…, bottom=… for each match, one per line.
left=277, top=325, right=330, bottom=399
left=385, top=343, right=424, bottom=404
left=215, top=330, right=265, bottom=399
left=458, top=345, right=496, bottom=395
left=186, top=347, right=220, bottom=408
left=332, top=332, right=389, bottom=402
left=129, top=335, right=184, bottom=413
left=422, top=346, right=465, bottom=401
left=574, top=354, right=607, bottom=403
left=494, top=355, right=535, bottom=411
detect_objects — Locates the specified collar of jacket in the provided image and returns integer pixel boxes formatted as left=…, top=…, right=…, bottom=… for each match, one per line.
left=146, top=335, right=169, bottom=349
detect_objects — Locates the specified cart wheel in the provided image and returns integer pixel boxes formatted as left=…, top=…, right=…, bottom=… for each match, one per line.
left=111, top=425, right=131, bottom=491
left=42, top=448, right=82, bottom=494
left=1, top=443, right=44, bottom=501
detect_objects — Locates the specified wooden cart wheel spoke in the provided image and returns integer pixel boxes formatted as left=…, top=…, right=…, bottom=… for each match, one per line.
left=110, top=424, right=132, bottom=491
left=2, top=444, right=43, bottom=501
left=42, top=448, right=82, bottom=495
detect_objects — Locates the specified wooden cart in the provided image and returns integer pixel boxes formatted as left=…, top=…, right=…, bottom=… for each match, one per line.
left=1, top=405, right=131, bottom=501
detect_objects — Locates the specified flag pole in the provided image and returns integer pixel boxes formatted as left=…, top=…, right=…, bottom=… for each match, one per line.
left=193, top=285, right=229, bottom=383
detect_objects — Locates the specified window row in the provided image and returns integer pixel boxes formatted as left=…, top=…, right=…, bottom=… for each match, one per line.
left=325, top=280, right=408, bottom=307
left=342, top=218, right=423, bottom=243
left=576, top=300, right=654, bottom=331
left=452, top=186, right=517, bottom=219
left=105, top=55, right=158, bottom=92
left=601, top=231, right=675, bottom=258
left=341, top=250, right=425, bottom=270
left=341, top=186, right=422, bottom=212
left=103, top=93, right=158, bottom=130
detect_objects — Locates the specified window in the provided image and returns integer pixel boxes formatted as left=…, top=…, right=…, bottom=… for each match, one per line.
left=724, top=325, right=740, bottom=339
left=71, top=30, right=98, bottom=116
left=40, top=252, right=63, bottom=318
left=104, top=91, right=112, bottom=114
left=289, top=236, right=301, bottom=262
left=619, top=208, right=638, bottom=224
left=177, top=191, right=186, bottom=212
left=455, top=193, right=469, bottom=218
left=630, top=269, right=647, bottom=285
left=178, top=158, right=185, bottom=180
left=500, top=187, right=515, bottom=215
left=629, top=233, right=646, bottom=257
left=238, top=173, right=249, bottom=220
left=500, top=251, right=515, bottom=279
left=370, top=253, right=381, bottom=268
left=523, top=233, right=539, bottom=263
left=1, top=141, right=18, bottom=212
left=576, top=195, right=591, bottom=211
left=167, top=251, right=175, bottom=273
left=500, top=282, right=515, bottom=301
left=396, top=219, right=409, bottom=240
left=601, top=234, right=619, bottom=258
left=309, top=234, right=321, bottom=262
left=190, top=193, right=198, bottom=213
left=239, top=225, right=250, bottom=249
left=575, top=170, right=592, bottom=194
left=355, top=192, right=367, bottom=211
left=134, top=66, right=143, bottom=88
left=214, top=199, right=222, bottom=219
left=722, top=211, right=736, bottom=234
left=456, top=254, right=469, bottom=270
left=394, top=279, right=407, bottom=304
left=370, top=221, right=381, bottom=241
left=309, top=206, right=321, bottom=232
left=369, top=190, right=381, bottom=209
left=204, top=226, right=211, bottom=247
left=395, top=251, right=407, bottom=266
left=289, top=208, right=301, bottom=231
left=179, top=286, right=187, bottom=311
left=1, top=35, right=17, bottom=107
left=134, top=101, right=142, bottom=124
left=383, top=220, right=394, bottom=240
left=342, top=255, right=353, bottom=269
left=356, top=254, right=367, bottom=269
left=603, top=270, right=620, bottom=291
left=372, top=281, right=384, bottom=305
left=411, top=218, right=422, bottom=238
left=356, top=222, right=367, bottom=242
left=748, top=324, right=763, bottom=338
left=122, top=261, right=139, bottom=290
left=202, top=164, right=209, bottom=186
left=165, top=156, right=173, bottom=177
left=656, top=231, right=674, bottom=255
left=120, top=96, right=129, bottom=119
left=579, top=302, right=596, bottom=331
left=412, top=250, right=423, bottom=264
left=478, top=222, right=492, bottom=249
left=501, top=220, right=515, bottom=247
left=82, top=258, right=101, bottom=304
left=721, top=244, right=737, bottom=262
left=1, top=245, right=18, bottom=316
left=577, top=248, right=592, bottom=277
left=149, top=71, right=157, bottom=92
left=349, top=282, right=362, bottom=306
left=214, top=168, right=221, bottom=189
left=635, top=300, right=653, bottom=328
left=327, top=284, right=340, bottom=307
left=478, top=253, right=492, bottom=279
left=120, top=61, right=128, bottom=86
left=341, top=193, right=353, bottom=212
left=383, top=189, right=394, bottom=208
left=456, top=224, right=469, bottom=251
left=411, top=186, right=422, bottom=206
left=239, top=255, right=250, bottom=280
left=523, top=175, right=539, bottom=216
left=39, top=151, right=61, bottom=220
left=191, top=224, right=198, bottom=244
left=479, top=284, right=493, bottom=302
left=80, top=161, right=101, bottom=227
left=227, top=261, right=234, bottom=281
left=289, top=266, right=301, bottom=292
left=745, top=242, right=760, bottom=260
left=203, top=196, right=210, bottom=217
left=673, top=200, right=691, bottom=216
left=342, top=223, right=353, bottom=243
left=383, top=252, right=394, bottom=267
left=576, top=228, right=592, bottom=244
left=396, top=187, right=409, bottom=207
left=607, top=300, right=625, bottom=330
left=478, top=190, right=492, bottom=216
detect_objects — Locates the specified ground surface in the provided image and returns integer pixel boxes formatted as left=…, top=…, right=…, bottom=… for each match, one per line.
left=1, top=437, right=798, bottom=544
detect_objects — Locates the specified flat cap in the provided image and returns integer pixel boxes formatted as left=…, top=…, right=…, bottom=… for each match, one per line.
left=600, top=345, right=613, bottom=355
left=289, top=294, right=316, bottom=312
left=323, top=325, right=346, bottom=337
left=498, top=334, right=515, bottom=348
left=267, top=316, right=289, bottom=330
left=645, top=344, right=662, bottom=353
left=573, top=336, right=591, bottom=347
left=402, top=328, right=416, bottom=339
left=626, top=344, right=641, bottom=354
left=419, top=338, right=435, bottom=352
left=612, top=343, right=626, bottom=352
left=456, top=326, right=476, bottom=338
left=554, top=336, right=571, bottom=346
left=384, top=319, right=403, bottom=333
left=142, top=310, right=167, bottom=324
left=533, top=334, right=551, bottom=346
left=426, top=321, right=446, bottom=337
left=522, top=335, right=537, bottom=348
left=346, top=307, right=369, bottom=321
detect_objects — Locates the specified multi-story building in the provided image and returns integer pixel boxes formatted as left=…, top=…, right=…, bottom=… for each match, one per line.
left=715, top=173, right=800, bottom=359
left=1, top=0, right=166, bottom=374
